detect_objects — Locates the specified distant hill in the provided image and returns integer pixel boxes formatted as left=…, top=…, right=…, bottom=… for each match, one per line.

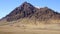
left=0, top=2, right=60, bottom=24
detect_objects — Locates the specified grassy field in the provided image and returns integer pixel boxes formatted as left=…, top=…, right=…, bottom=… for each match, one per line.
left=0, top=18, right=60, bottom=34
left=0, top=24, right=60, bottom=34
left=0, top=30, right=60, bottom=34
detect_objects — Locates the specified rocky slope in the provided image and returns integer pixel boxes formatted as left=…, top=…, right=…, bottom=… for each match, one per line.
left=0, top=2, right=60, bottom=24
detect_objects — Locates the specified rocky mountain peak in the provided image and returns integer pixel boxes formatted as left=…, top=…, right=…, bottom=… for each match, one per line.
left=20, top=2, right=34, bottom=7
left=1, top=2, right=60, bottom=22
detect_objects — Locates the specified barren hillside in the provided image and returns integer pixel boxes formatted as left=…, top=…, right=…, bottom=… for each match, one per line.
left=0, top=2, right=60, bottom=34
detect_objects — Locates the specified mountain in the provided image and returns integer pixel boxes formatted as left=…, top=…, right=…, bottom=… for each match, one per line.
left=1, top=2, right=35, bottom=21
left=0, top=2, right=60, bottom=24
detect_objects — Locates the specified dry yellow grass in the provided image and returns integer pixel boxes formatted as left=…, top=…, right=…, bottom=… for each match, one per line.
left=0, top=18, right=60, bottom=34
left=0, top=23, right=60, bottom=34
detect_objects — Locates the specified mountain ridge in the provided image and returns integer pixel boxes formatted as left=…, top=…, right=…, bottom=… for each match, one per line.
left=0, top=2, right=60, bottom=24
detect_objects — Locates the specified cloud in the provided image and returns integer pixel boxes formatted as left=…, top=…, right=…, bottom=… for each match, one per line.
left=35, top=6, right=40, bottom=8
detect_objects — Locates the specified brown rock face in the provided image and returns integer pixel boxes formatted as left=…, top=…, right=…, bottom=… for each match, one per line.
left=5, top=2, right=35, bottom=21
left=1, top=2, right=60, bottom=22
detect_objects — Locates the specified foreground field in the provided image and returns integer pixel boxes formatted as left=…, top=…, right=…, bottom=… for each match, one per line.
left=0, top=30, right=60, bottom=34
left=0, top=24, right=60, bottom=34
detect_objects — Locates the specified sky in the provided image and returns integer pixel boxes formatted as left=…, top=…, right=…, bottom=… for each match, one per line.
left=0, top=0, right=60, bottom=19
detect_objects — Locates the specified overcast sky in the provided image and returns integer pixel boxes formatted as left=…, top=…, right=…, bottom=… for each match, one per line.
left=0, top=0, right=60, bottom=19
